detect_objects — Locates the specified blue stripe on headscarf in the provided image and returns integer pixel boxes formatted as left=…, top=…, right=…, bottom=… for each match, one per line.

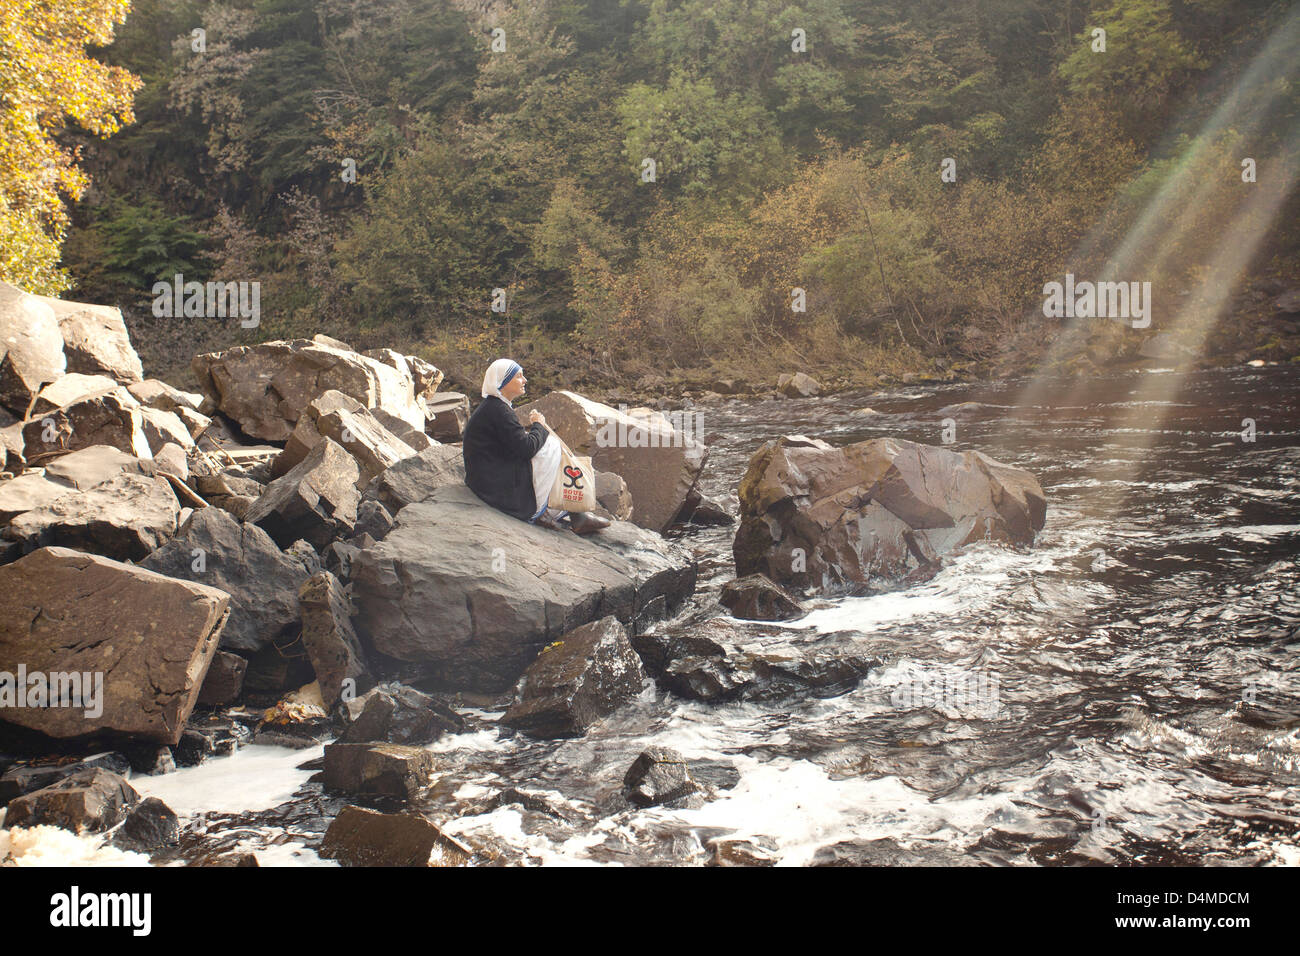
left=498, top=362, right=521, bottom=390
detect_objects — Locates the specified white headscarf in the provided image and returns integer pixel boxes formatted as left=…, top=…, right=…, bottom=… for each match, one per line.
left=481, top=358, right=522, bottom=403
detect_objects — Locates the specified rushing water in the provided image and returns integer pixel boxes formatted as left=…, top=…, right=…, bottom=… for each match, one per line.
left=23, top=365, right=1296, bottom=867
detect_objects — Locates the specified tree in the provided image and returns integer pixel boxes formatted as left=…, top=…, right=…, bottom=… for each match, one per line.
left=0, top=0, right=141, bottom=294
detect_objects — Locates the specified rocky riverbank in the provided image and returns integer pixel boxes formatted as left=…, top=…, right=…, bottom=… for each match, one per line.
left=0, top=281, right=1049, bottom=866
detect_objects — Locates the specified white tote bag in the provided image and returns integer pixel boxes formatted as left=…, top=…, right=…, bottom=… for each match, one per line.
left=547, top=438, right=597, bottom=512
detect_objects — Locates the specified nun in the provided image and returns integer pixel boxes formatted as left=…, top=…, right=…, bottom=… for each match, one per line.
left=462, top=358, right=610, bottom=534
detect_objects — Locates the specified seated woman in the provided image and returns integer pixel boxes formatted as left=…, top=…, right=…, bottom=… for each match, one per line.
left=462, top=358, right=609, bottom=534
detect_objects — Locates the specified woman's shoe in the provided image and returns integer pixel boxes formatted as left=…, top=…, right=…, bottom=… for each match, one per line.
left=566, top=512, right=610, bottom=535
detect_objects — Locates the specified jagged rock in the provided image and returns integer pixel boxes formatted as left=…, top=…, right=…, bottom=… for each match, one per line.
left=632, top=617, right=881, bottom=704
left=0, top=752, right=131, bottom=807
left=404, top=355, right=444, bottom=400
left=272, top=389, right=417, bottom=484
left=197, top=650, right=247, bottom=706
left=424, top=392, right=469, bottom=441
left=2, top=768, right=138, bottom=833
left=684, top=493, right=735, bottom=526
left=244, top=437, right=360, bottom=550
left=139, top=406, right=195, bottom=453
left=0, top=547, right=229, bottom=744
left=126, top=378, right=203, bottom=413
left=321, top=743, right=435, bottom=799
left=320, top=805, right=469, bottom=866
left=286, top=538, right=322, bottom=574
left=0, top=281, right=67, bottom=416
left=153, top=442, right=189, bottom=481
left=515, top=391, right=708, bottom=532
left=734, top=435, right=1047, bottom=590
left=338, top=684, right=464, bottom=745
left=776, top=372, right=821, bottom=397
left=364, top=443, right=464, bottom=514
left=353, top=499, right=393, bottom=540
left=110, top=796, right=179, bottom=852
left=369, top=405, right=435, bottom=452
left=623, top=747, right=700, bottom=807
left=0, top=446, right=155, bottom=523
left=140, top=507, right=312, bottom=654
left=720, top=574, right=805, bottom=621
left=20, top=385, right=152, bottom=462
left=595, top=470, right=632, bottom=521
left=1, top=420, right=23, bottom=472
left=31, top=373, right=118, bottom=415
left=6, top=472, right=180, bottom=561
left=36, top=293, right=144, bottom=384
left=192, top=336, right=425, bottom=442
left=323, top=539, right=360, bottom=580
left=299, top=570, right=371, bottom=708
left=501, top=616, right=645, bottom=739
left=351, top=484, right=696, bottom=693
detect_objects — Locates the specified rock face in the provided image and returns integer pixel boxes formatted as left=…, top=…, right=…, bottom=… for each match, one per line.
left=719, top=574, right=805, bottom=621
left=192, top=336, right=425, bottom=442
left=298, top=570, right=371, bottom=708
left=351, top=484, right=696, bottom=692
left=2, top=768, right=139, bottom=833
left=197, top=651, right=248, bottom=705
left=272, top=389, right=417, bottom=483
left=501, top=616, right=646, bottom=739
left=244, top=437, right=360, bottom=549
left=516, top=390, right=707, bottom=532
left=6, top=472, right=180, bottom=561
left=320, top=805, right=469, bottom=866
left=139, top=508, right=311, bottom=654
left=0, top=281, right=66, bottom=416
left=0, top=547, right=229, bottom=744
left=734, top=435, right=1047, bottom=590
left=423, top=392, right=469, bottom=441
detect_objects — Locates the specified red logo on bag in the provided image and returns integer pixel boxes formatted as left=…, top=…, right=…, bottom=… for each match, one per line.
left=562, top=464, right=584, bottom=489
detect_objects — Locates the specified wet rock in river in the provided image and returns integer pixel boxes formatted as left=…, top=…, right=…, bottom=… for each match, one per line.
left=734, top=434, right=1046, bottom=591
left=623, top=746, right=701, bottom=808
left=338, top=684, right=464, bottom=745
left=0, top=752, right=131, bottom=807
left=719, top=573, right=805, bottom=621
left=501, top=616, right=646, bottom=739
left=111, top=796, right=180, bottom=852
left=321, top=742, right=435, bottom=800
left=298, top=570, right=372, bottom=709
left=3, top=768, right=138, bottom=833
left=632, top=616, right=880, bottom=703
left=320, top=805, right=470, bottom=866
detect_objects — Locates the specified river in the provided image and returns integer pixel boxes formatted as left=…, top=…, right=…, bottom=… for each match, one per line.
left=115, top=364, right=1300, bottom=866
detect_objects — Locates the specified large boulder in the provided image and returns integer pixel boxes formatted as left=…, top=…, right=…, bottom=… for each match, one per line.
left=6, top=472, right=180, bottom=561
left=2, top=768, right=139, bottom=833
left=139, top=508, right=313, bottom=654
left=0, top=547, right=230, bottom=744
left=423, top=392, right=469, bottom=441
left=0, top=446, right=154, bottom=523
left=515, top=390, right=707, bottom=532
left=320, top=805, right=469, bottom=866
left=321, top=743, right=434, bottom=800
left=20, top=386, right=152, bottom=462
left=776, top=372, right=821, bottom=398
left=351, top=484, right=696, bottom=692
left=0, top=281, right=66, bottom=416
left=243, top=437, right=361, bottom=549
left=272, top=389, right=416, bottom=482
left=30, top=372, right=118, bottom=416
left=30, top=292, right=144, bottom=384
left=734, top=435, right=1047, bottom=590
left=192, top=336, right=425, bottom=442
left=501, top=616, right=646, bottom=739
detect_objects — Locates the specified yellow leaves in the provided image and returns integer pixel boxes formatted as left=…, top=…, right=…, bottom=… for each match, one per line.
left=0, top=0, right=140, bottom=290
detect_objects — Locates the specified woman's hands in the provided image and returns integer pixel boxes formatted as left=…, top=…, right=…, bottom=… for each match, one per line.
left=529, top=410, right=547, bottom=427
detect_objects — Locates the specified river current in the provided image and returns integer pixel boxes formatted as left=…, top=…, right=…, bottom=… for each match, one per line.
left=93, top=365, right=1300, bottom=866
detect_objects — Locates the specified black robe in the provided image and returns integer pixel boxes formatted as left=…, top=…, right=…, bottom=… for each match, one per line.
left=462, top=394, right=550, bottom=521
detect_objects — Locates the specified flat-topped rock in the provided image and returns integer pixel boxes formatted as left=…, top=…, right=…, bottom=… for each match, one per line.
left=351, top=484, right=696, bottom=692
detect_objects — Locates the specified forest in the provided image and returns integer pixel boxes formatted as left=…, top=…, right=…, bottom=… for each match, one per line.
left=4, top=0, right=1298, bottom=395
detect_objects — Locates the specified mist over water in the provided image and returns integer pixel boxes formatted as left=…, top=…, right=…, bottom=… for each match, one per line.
left=123, top=366, right=1300, bottom=866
